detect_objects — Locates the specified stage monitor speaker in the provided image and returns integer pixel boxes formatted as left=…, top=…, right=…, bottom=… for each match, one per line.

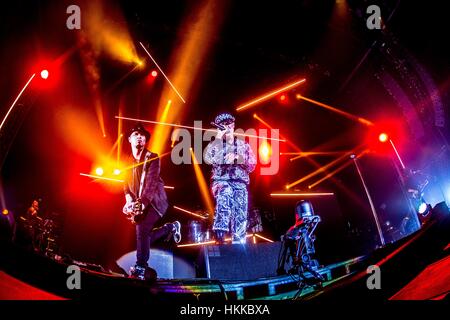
left=203, top=242, right=282, bottom=280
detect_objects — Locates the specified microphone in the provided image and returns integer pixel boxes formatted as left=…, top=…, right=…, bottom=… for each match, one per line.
left=210, top=122, right=226, bottom=131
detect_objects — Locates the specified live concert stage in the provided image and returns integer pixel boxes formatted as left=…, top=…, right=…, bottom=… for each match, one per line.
left=0, top=0, right=449, bottom=309
left=1, top=205, right=449, bottom=302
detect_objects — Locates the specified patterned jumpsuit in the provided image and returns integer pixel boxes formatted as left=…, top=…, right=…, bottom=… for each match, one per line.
left=204, top=137, right=257, bottom=243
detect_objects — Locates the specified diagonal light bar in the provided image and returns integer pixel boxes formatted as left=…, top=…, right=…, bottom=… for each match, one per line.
left=281, top=151, right=349, bottom=157
left=297, top=94, right=374, bottom=126
left=308, top=149, right=369, bottom=189
left=116, top=116, right=285, bottom=142
left=0, top=74, right=36, bottom=131
left=173, top=205, right=208, bottom=220
left=389, top=139, right=406, bottom=170
left=236, top=79, right=306, bottom=112
left=177, top=241, right=216, bottom=248
left=270, top=192, right=335, bottom=197
left=122, top=151, right=171, bottom=171
left=254, top=234, right=274, bottom=243
left=139, top=42, right=186, bottom=103
left=286, top=150, right=357, bottom=189
left=80, top=173, right=124, bottom=183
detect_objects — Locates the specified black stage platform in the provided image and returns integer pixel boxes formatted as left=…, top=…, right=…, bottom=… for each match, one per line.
left=1, top=204, right=449, bottom=302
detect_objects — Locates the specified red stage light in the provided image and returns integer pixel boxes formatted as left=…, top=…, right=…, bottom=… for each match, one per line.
left=259, top=141, right=272, bottom=163
left=280, top=94, right=286, bottom=101
left=40, top=69, right=49, bottom=79
left=151, top=70, right=158, bottom=77
left=379, top=133, right=388, bottom=143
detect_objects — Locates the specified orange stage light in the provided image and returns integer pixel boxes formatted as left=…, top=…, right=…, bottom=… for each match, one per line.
left=236, top=79, right=306, bottom=112
left=286, top=150, right=356, bottom=189
left=254, top=234, right=274, bottom=243
left=297, top=95, right=374, bottom=126
left=270, top=192, right=335, bottom=197
left=308, top=149, right=369, bottom=189
left=173, top=205, right=208, bottom=220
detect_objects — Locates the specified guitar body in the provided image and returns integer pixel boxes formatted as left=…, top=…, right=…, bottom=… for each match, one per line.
left=123, top=198, right=146, bottom=224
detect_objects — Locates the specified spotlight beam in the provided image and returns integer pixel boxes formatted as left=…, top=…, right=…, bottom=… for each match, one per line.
left=236, top=78, right=306, bottom=112
left=297, top=95, right=374, bottom=126
left=0, top=74, right=35, bottom=132
left=139, top=42, right=186, bottom=103
left=116, top=116, right=286, bottom=142
left=190, top=149, right=215, bottom=217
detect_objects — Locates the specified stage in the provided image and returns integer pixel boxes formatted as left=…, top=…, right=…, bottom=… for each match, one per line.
left=1, top=206, right=449, bottom=302
left=0, top=2, right=449, bottom=312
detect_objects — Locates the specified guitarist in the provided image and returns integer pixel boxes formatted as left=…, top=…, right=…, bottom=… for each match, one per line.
left=123, top=123, right=181, bottom=281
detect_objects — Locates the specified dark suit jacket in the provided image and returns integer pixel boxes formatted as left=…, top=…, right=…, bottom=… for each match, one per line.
left=124, top=150, right=169, bottom=217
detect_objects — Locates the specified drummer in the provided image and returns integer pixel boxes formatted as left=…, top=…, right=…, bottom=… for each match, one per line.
left=26, top=199, right=43, bottom=252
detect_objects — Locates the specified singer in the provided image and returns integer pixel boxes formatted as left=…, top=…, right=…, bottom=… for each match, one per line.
left=204, top=112, right=257, bottom=244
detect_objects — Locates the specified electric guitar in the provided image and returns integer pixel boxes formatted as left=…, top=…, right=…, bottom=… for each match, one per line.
left=123, top=198, right=145, bottom=224
left=123, top=152, right=152, bottom=224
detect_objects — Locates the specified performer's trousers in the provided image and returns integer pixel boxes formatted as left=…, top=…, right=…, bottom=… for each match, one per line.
left=212, top=180, right=248, bottom=242
left=135, top=207, right=171, bottom=268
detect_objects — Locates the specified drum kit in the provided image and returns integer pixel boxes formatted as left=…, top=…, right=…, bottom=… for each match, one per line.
left=20, top=215, right=59, bottom=255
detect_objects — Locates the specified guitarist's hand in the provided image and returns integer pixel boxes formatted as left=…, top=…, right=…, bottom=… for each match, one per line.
left=123, top=201, right=134, bottom=215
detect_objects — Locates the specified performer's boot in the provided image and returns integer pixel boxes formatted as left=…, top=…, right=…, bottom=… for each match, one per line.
left=171, top=221, right=182, bottom=243
left=164, top=221, right=182, bottom=243
left=232, top=235, right=246, bottom=244
left=130, top=265, right=157, bottom=282
left=129, top=265, right=146, bottom=280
